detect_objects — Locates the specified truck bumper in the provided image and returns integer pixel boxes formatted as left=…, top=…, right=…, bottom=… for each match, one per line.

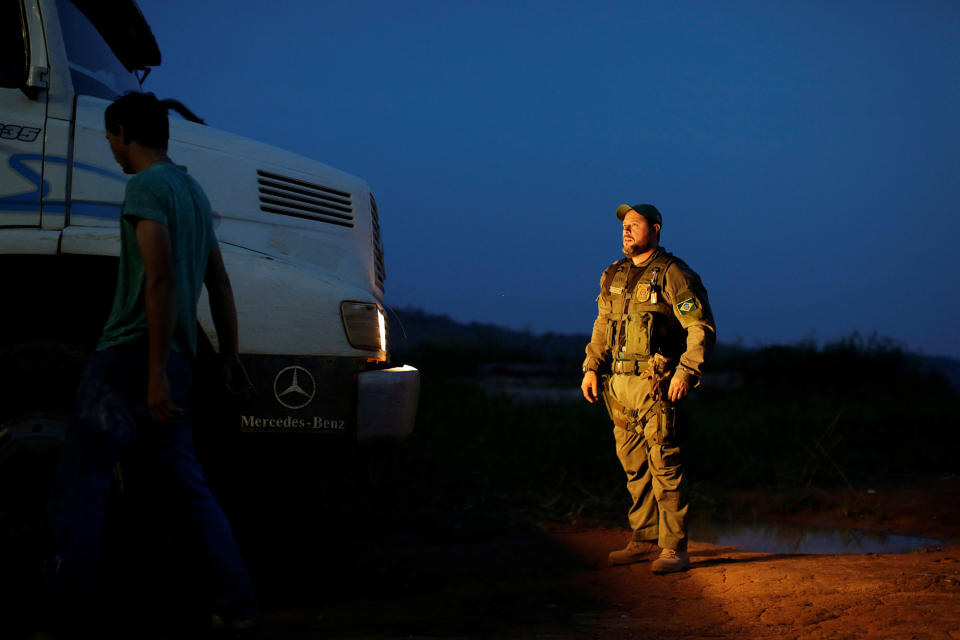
left=357, top=365, right=420, bottom=441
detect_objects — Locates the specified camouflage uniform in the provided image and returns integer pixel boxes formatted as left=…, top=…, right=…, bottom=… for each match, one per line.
left=584, top=246, right=715, bottom=551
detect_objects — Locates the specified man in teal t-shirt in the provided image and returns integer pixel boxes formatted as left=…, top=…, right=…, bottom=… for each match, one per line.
left=49, top=93, right=258, bottom=637
left=98, top=161, right=217, bottom=359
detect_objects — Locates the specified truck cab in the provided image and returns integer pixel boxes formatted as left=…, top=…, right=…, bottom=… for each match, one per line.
left=0, top=0, right=419, bottom=476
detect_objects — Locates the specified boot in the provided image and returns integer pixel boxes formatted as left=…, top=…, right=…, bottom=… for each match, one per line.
left=608, top=540, right=658, bottom=565
left=650, top=548, right=690, bottom=574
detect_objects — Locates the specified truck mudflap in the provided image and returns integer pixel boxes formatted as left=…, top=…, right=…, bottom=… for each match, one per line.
left=233, top=355, right=360, bottom=435
left=357, top=365, right=420, bottom=441
left=223, top=355, right=418, bottom=440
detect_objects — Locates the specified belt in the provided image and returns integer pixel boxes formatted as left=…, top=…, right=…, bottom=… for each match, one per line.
left=612, top=358, right=650, bottom=376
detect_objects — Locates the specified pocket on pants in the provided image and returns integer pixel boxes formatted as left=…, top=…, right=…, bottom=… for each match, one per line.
left=643, top=402, right=680, bottom=446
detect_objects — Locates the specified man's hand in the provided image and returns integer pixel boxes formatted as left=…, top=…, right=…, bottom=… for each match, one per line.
left=667, top=374, right=690, bottom=403
left=148, top=371, right=184, bottom=423
left=222, top=354, right=256, bottom=400
left=581, top=370, right=599, bottom=403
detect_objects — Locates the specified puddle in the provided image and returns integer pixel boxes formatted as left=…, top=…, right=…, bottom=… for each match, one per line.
left=692, top=521, right=945, bottom=555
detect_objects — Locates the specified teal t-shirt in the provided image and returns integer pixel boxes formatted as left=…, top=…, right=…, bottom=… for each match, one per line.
left=98, top=162, right=218, bottom=357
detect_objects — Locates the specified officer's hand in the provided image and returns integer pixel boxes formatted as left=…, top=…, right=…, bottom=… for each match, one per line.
left=581, top=370, right=599, bottom=403
left=667, top=375, right=690, bottom=403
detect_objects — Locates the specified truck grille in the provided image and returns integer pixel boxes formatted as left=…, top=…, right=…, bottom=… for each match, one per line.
left=257, top=170, right=354, bottom=228
left=370, top=193, right=385, bottom=289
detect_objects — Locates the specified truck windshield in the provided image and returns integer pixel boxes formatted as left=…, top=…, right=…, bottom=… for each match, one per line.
left=55, top=0, right=140, bottom=100
left=0, top=1, right=27, bottom=87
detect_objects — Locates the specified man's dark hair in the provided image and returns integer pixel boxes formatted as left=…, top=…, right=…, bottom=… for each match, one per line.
left=104, top=92, right=205, bottom=150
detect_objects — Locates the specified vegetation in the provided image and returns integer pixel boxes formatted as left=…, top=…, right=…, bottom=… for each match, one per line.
left=378, top=310, right=960, bottom=525
left=687, top=333, right=958, bottom=489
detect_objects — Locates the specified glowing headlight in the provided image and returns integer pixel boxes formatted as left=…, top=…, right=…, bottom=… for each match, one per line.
left=377, top=308, right=386, bottom=352
left=341, top=301, right=387, bottom=354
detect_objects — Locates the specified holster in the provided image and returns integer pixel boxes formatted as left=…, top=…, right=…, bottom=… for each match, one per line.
left=603, top=363, right=686, bottom=441
left=639, top=353, right=674, bottom=401
left=646, top=400, right=679, bottom=445
left=600, top=374, right=639, bottom=431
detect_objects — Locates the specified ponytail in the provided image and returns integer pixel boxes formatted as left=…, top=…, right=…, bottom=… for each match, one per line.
left=159, top=98, right=205, bottom=125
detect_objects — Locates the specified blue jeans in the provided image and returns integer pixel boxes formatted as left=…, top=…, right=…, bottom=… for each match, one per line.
left=49, top=340, right=257, bottom=636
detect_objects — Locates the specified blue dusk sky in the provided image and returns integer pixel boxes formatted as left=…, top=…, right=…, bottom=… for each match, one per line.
left=136, top=1, right=960, bottom=358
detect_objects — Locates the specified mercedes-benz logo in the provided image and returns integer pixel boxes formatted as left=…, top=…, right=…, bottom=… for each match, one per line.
left=273, top=365, right=316, bottom=410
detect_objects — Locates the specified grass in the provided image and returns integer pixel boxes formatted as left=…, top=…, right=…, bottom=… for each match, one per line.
left=370, top=377, right=626, bottom=525
left=377, top=332, right=960, bottom=527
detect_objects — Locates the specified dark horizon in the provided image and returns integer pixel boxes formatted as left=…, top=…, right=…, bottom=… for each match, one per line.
left=387, top=304, right=960, bottom=362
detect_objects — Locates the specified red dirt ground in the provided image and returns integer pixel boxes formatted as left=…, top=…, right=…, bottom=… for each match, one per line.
left=544, top=475, right=960, bottom=640
left=14, top=475, right=954, bottom=638
left=255, top=475, right=960, bottom=639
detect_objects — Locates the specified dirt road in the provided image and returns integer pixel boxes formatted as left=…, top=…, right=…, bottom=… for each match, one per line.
left=251, top=476, right=960, bottom=639
left=545, top=525, right=959, bottom=639
left=8, top=476, right=958, bottom=638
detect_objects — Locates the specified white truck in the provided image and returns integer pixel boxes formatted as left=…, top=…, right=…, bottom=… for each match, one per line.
left=0, top=0, right=420, bottom=499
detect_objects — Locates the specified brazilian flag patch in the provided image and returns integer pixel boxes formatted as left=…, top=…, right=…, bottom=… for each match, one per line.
left=677, top=297, right=699, bottom=315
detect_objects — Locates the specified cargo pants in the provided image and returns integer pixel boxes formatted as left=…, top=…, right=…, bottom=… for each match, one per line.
left=608, top=372, right=688, bottom=551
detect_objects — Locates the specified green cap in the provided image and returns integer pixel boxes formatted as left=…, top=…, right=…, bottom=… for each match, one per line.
left=616, top=203, right=663, bottom=226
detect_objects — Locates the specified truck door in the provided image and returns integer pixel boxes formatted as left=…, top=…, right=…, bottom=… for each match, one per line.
left=0, top=0, right=48, bottom=228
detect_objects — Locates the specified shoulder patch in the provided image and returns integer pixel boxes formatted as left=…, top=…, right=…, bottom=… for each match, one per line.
left=677, top=297, right=699, bottom=315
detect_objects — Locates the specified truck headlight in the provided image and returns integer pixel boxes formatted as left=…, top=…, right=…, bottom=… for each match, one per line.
left=377, top=308, right=386, bottom=353
left=341, top=301, right=387, bottom=354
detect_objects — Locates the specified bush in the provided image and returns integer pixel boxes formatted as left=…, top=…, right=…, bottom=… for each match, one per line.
left=383, top=320, right=960, bottom=525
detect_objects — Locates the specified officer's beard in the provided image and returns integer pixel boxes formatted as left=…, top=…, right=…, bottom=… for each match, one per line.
left=623, top=236, right=659, bottom=257
left=623, top=233, right=660, bottom=258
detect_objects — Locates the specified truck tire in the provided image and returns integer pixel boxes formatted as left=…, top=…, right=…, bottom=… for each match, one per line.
left=0, top=341, right=88, bottom=513
left=0, top=342, right=88, bottom=625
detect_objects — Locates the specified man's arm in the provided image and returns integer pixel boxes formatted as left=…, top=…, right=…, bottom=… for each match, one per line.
left=581, top=281, right=612, bottom=403
left=135, top=218, right=181, bottom=422
left=663, top=262, right=716, bottom=402
left=204, top=247, right=254, bottom=396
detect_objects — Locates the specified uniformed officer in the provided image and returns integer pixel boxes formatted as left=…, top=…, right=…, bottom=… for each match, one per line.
left=581, top=203, right=715, bottom=574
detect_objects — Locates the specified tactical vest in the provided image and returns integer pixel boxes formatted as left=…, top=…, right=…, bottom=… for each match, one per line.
left=601, top=252, right=686, bottom=366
